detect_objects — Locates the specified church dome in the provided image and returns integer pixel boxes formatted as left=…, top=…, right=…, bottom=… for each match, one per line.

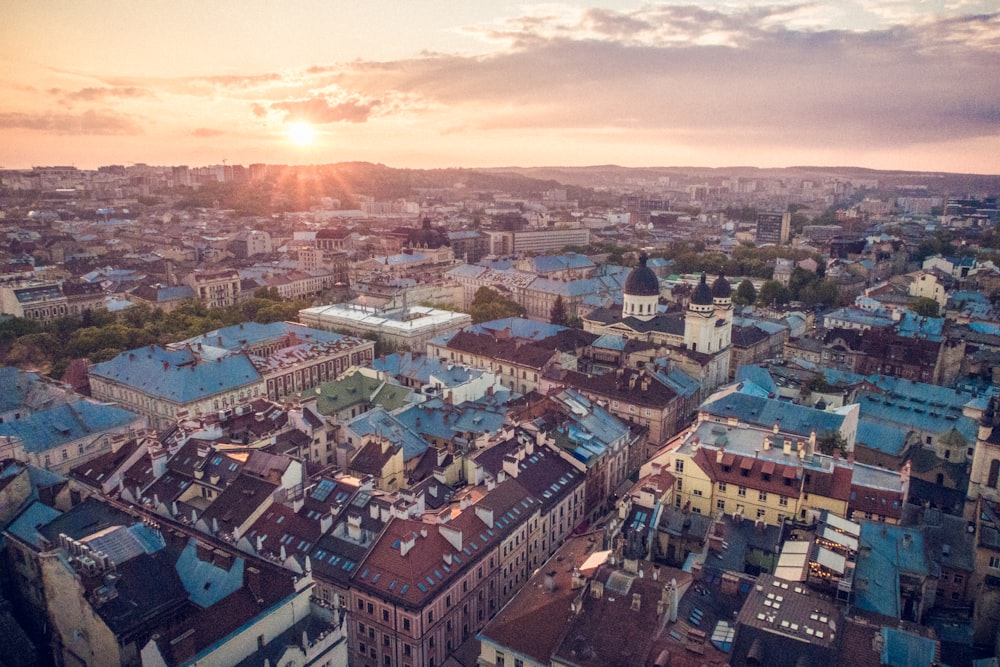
left=691, top=274, right=713, bottom=305
left=712, top=274, right=732, bottom=299
left=623, top=253, right=659, bottom=297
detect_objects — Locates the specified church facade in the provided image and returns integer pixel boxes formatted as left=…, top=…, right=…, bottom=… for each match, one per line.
left=582, top=254, right=733, bottom=395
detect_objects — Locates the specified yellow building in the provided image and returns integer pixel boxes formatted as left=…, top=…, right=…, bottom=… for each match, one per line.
left=653, top=416, right=908, bottom=527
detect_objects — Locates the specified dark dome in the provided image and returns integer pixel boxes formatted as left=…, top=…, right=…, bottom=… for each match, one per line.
left=712, top=274, right=731, bottom=299
left=624, top=254, right=659, bottom=296
left=691, top=274, right=713, bottom=305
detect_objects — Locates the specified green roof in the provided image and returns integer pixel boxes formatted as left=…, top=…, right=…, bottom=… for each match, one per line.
left=297, top=371, right=410, bottom=415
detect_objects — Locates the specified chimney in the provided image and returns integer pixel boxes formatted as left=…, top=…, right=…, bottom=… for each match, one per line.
left=150, top=446, right=168, bottom=478
left=763, top=436, right=772, bottom=451
left=347, top=514, right=362, bottom=541
left=503, top=455, right=519, bottom=479
left=783, top=439, right=792, bottom=455
left=400, top=533, right=416, bottom=557
left=773, top=421, right=780, bottom=434
left=571, top=569, right=585, bottom=589
left=716, top=449, right=724, bottom=464
left=544, top=571, right=556, bottom=592
left=631, top=593, right=642, bottom=611
left=591, top=580, right=604, bottom=599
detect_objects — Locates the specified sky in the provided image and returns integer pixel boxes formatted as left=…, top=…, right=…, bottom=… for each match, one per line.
left=2, top=1, right=999, bottom=174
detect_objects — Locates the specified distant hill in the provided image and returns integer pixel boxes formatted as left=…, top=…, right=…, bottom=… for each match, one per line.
left=476, top=164, right=1000, bottom=193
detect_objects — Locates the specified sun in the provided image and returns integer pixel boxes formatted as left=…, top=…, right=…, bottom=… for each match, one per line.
left=287, top=122, right=316, bottom=146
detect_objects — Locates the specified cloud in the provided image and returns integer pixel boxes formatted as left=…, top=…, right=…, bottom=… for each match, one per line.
left=0, top=109, right=142, bottom=135
left=303, top=7, right=1000, bottom=149
left=49, top=86, right=152, bottom=102
left=269, top=96, right=379, bottom=124
left=191, top=127, right=226, bottom=137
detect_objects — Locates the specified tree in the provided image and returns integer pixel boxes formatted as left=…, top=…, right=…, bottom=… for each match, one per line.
left=756, top=280, right=791, bottom=308
left=550, top=295, right=568, bottom=326
left=469, top=287, right=525, bottom=324
left=911, top=297, right=940, bottom=318
left=735, top=279, right=757, bottom=306
left=816, top=429, right=846, bottom=456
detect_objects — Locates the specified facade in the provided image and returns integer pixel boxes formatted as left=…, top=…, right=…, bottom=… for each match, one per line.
left=0, top=377, right=145, bottom=475
left=89, top=323, right=373, bottom=429
left=755, top=211, right=791, bottom=245
left=347, top=479, right=539, bottom=667
left=584, top=272, right=734, bottom=395
left=968, top=397, right=1000, bottom=509
left=486, top=227, right=590, bottom=255
left=186, top=268, right=241, bottom=308
left=661, top=416, right=908, bottom=527
left=0, top=280, right=106, bottom=321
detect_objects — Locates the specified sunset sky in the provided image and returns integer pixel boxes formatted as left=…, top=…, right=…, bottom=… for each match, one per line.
left=2, top=1, right=999, bottom=173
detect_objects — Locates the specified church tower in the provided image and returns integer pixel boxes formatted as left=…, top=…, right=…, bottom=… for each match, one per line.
left=711, top=273, right=733, bottom=351
left=967, top=396, right=1000, bottom=510
left=622, top=253, right=660, bottom=321
left=684, top=274, right=715, bottom=353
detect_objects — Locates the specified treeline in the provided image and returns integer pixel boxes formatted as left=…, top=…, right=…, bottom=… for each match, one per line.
left=0, top=288, right=311, bottom=380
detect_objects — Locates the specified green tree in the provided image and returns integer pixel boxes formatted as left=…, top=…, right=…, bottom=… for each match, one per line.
left=816, top=429, right=846, bottom=455
left=469, top=287, right=525, bottom=324
left=735, top=279, right=757, bottom=306
left=799, top=280, right=840, bottom=308
left=911, top=297, right=940, bottom=318
left=550, top=295, right=568, bottom=326
left=756, top=280, right=791, bottom=308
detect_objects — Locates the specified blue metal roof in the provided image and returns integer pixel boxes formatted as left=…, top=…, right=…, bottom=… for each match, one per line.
left=700, top=392, right=845, bottom=437
left=0, top=399, right=141, bottom=453
left=182, top=321, right=346, bottom=351
left=89, top=346, right=261, bottom=403
left=880, top=627, right=937, bottom=667
left=6, top=501, right=61, bottom=548
left=856, top=419, right=908, bottom=456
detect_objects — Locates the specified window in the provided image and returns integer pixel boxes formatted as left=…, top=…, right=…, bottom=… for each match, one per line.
left=989, top=556, right=1000, bottom=570
left=716, top=499, right=726, bottom=511
left=383, top=609, right=390, bottom=622
left=737, top=486, right=746, bottom=497
left=718, top=482, right=727, bottom=493
left=693, top=489, right=703, bottom=497
left=988, top=460, right=1000, bottom=489
left=779, top=496, right=788, bottom=507
left=758, top=491, right=767, bottom=502
left=427, top=611, right=434, bottom=624
left=384, top=634, right=390, bottom=646
left=757, top=509, right=766, bottom=519
left=496, top=651, right=505, bottom=667
left=404, top=644, right=412, bottom=656
left=403, top=618, right=411, bottom=631
left=359, top=622, right=366, bottom=635
left=675, top=460, right=684, bottom=473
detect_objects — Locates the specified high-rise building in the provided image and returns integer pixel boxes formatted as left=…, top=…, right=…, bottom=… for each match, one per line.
left=756, top=210, right=791, bottom=245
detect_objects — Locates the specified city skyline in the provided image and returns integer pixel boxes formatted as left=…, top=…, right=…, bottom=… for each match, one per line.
left=2, top=1, right=999, bottom=174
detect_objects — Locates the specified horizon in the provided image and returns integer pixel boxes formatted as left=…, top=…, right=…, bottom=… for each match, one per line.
left=3, top=2, right=1000, bottom=174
